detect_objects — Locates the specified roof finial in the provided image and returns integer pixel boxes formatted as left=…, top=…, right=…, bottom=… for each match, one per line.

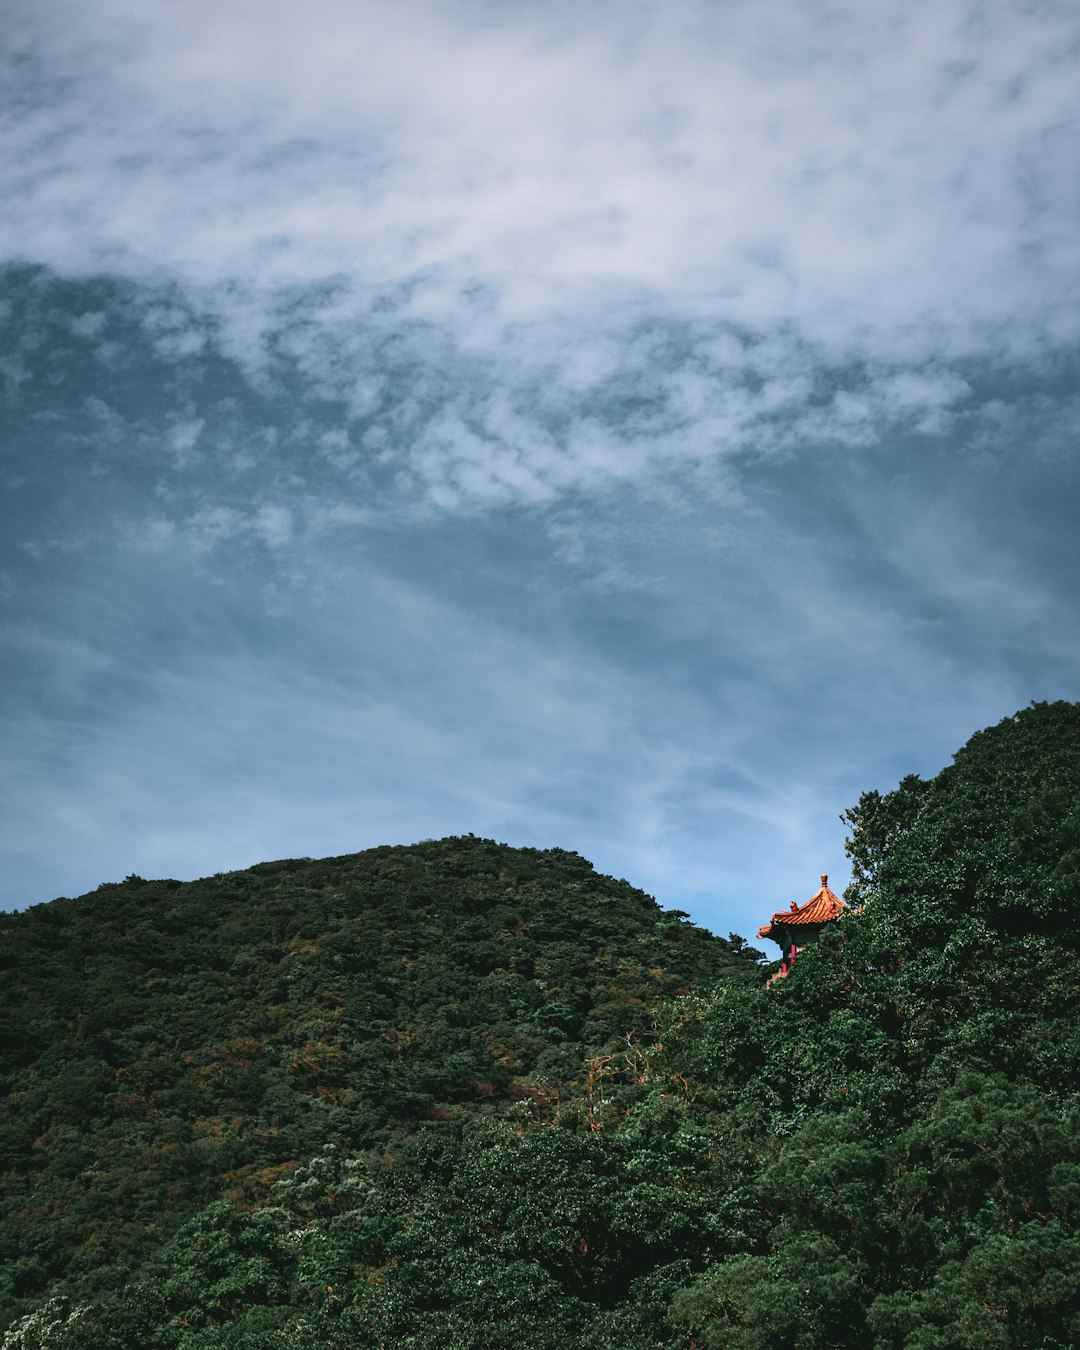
left=821, top=873, right=828, bottom=888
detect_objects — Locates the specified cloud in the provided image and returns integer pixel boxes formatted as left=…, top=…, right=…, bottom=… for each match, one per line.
left=8, top=451, right=1066, bottom=927
left=0, top=555, right=794, bottom=923
left=2, top=1, right=1078, bottom=928
left=2, top=0, right=1078, bottom=511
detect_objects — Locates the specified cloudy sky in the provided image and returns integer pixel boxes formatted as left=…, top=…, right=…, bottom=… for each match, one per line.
left=2, top=0, right=1078, bottom=938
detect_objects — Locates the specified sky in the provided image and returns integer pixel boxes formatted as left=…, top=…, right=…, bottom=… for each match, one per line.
left=2, top=0, right=1079, bottom=940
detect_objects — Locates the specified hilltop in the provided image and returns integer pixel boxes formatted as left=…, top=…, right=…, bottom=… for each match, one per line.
left=2, top=702, right=1080, bottom=1348
left=0, top=838, right=755, bottom=1339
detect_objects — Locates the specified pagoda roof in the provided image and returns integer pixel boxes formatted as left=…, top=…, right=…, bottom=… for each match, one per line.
left=757, top=874, right=845, bottom=940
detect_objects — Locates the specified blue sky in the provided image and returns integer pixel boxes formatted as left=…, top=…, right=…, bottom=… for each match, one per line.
left=2, top=0, right=1078, bottom=939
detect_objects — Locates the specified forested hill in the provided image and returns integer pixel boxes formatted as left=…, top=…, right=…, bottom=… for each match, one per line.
left=4, top=702, right=1080, bottom=1349
left=0, top=838, right=756, bottom=1339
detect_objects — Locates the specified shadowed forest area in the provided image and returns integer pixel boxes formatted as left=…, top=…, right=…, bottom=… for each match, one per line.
left=2, top=702, right=1079, bottom=1347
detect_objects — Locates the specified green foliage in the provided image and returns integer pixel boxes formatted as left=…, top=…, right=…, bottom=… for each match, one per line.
left=669, top=703, right=1080, bottom=1349
left=0, top=837, right=746, bottom=1338
left=4, top=703, right=1080, bottom=1346
left=842, top=772, right=931, bottom=907
left=158, top=1202, right=295, bottom=1336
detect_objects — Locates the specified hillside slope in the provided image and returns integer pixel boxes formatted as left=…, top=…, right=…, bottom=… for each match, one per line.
left=4, top=704, right=1080, bottom=1348
left=0, top=837, right=753, bottom=1331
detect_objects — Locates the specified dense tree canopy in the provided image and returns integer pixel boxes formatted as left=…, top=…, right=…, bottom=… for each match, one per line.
left=0, top=837, right=752, bottom=1341
left=3, top=702, right=1079, bottom=1347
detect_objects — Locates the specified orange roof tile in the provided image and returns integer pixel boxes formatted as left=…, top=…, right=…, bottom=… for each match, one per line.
left=757, top=874, right=845, bottom=939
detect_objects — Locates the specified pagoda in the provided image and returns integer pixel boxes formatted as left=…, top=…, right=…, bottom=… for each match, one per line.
left=758, top=874, right=845, bottom=980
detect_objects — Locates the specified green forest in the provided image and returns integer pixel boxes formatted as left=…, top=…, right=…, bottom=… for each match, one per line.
left=2, top=701, right=1079, bottom=1348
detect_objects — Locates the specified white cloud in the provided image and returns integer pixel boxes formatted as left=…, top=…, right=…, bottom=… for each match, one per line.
left=68, top=310, right=107, bottom=339
left=166, top=417, right=204, bottom=466
left=253, top=503, right=292, bottom=547
left=2, top=0, right=1078, bottom=509
left=3, top=1, right=1077, bottom=932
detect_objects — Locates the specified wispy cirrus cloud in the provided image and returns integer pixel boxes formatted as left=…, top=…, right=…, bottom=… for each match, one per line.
left=3, top=0, right=1079, bottom=511
left=2, top=1, right=1078, bottom=923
